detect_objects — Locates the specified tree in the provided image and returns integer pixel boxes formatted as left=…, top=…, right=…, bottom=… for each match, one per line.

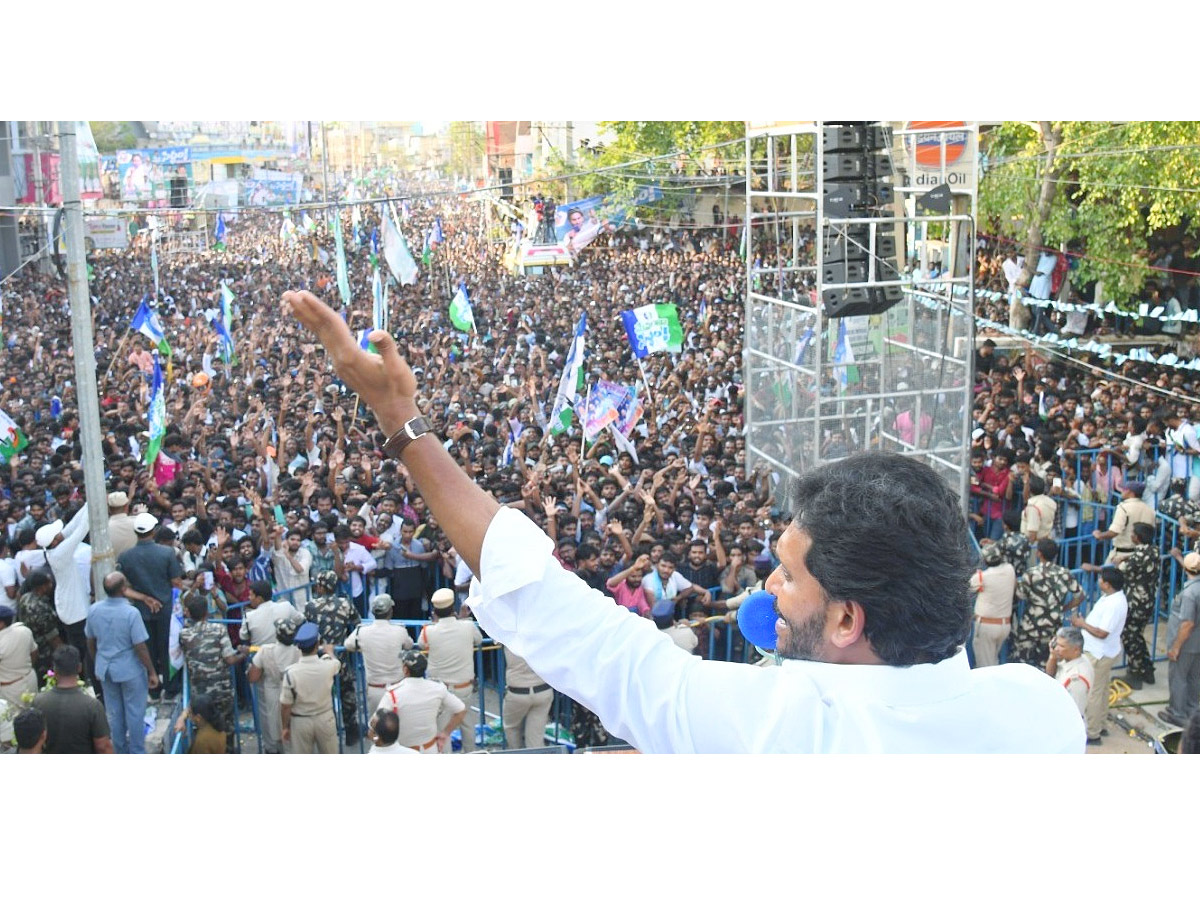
left=447, top=121, right=484, bottom=183
left=89, top=121, right=138, bottom=153
left=980, top=121, right=1200, bottom=303
left=572, top=121, right=745, bottom=201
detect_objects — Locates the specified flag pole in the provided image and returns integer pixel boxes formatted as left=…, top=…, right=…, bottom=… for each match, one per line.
left=103, top=330, right=133, bottom=381
left=635, top=356, right=654, bottom=407
left=580, top=383, right=590, bottom=460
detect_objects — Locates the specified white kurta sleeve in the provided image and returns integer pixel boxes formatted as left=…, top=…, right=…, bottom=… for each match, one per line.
left=471, top=507, right=823, bottom=752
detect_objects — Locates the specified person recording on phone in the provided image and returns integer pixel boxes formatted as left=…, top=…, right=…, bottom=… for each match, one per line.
left=283, top=289, right=1086, bottom=753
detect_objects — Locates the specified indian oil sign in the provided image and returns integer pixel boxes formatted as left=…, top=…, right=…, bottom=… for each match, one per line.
left=904, top=122, right=975, bottom=191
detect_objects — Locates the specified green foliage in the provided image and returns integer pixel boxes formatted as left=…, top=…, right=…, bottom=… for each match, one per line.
left=447, top=121, right=484, bottom=182
left=981, top=121, right=1200, bottom=301
left=89, top=121, right=138, bottom=153
left=571, top=120, right=745, bottom=203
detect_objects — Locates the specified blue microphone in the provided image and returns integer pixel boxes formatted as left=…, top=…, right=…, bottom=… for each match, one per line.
left=736, top=590, right=779, bottom=652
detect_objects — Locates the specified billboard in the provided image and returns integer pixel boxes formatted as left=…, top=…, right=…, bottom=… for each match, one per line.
left=116, top=146, right=193, bottom=205
left=551, top=185, right=664, bottom=255
left=84, top=215, right=129, bottom=250
left=903, top=122, right=975, bottom=192
left=243, top=168, right=302, bottom=205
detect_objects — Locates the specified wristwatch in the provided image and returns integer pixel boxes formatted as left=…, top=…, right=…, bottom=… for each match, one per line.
left=382, top=415, right=434, bottom=460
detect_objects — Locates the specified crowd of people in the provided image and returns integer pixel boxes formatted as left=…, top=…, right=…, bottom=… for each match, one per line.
left=0, top=174, right=785, bottom=753
left=1, top=169, right=1199, bottom=754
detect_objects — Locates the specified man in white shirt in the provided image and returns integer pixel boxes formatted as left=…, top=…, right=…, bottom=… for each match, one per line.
left=1070, top=567, right=1128, bottom=746
left=35, top=504, right=92, bottom=673
left=270, top=526, right=313, bottom=605
left=333, top=524, right=376, bottom=617
left=286, top=287, right=1086, bottom=753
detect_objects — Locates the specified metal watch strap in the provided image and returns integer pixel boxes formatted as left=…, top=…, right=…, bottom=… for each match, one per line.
left=382, top=415, right=433, bottom=460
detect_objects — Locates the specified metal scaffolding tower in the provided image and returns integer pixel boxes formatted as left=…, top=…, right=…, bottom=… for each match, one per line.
left=742, top=122, right=979, bottom=511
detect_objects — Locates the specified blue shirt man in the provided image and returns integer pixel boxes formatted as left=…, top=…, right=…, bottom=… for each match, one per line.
left=86, top=572, right=158, bottom=753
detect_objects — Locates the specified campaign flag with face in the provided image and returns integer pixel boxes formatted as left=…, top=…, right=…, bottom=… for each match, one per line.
left=581, top=384, right=622, bottom=441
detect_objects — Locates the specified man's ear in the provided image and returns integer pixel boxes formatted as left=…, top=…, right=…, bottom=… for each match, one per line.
left=827, top=598, right=869, bottom=652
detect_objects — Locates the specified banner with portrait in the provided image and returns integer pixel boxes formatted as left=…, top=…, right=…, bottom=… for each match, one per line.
left=116, top=146, right=193, bottom=205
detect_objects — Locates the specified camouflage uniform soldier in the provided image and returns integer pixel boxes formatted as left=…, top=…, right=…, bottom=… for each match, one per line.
left=16, top=571, right=61, bottom=681
left=1114, top=523, right=1160, bottom=686
left=304, top=570, right=362, bottom=742
left=1158, top=481, right=1200, bottom=547
left=180, top=593, right=246, bottom=751
left=1011, top=538, right=1082, bottom=668
left=996, top=509, right=1032, bottom=579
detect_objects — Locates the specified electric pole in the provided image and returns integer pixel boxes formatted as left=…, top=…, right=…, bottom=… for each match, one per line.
left=59, top=121, right=115, bottom=596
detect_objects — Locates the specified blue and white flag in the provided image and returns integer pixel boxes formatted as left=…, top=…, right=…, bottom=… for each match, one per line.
left=794, top=325, right=815, bottom=365
left=333, top=212, right=351, bottom=306
left=144, top=355, right=166, bottom=465
left=449, top=283, right=475, bottom=333
left=131, top=299, right=171, bottom=356
left=500, top=417, right=524, bottom=467
left=550, top=313, right=587, bottom=435
left=214, top=211, right=227, bottom=246
left=431, top=216, right=444, bottom=245
left=218, top=282, right=237, bottom=365
left=382, top=204, right=418, bottom=286
left=372, top=267, right=385, bottom=334
left=833, top=319, right=854, bottom=388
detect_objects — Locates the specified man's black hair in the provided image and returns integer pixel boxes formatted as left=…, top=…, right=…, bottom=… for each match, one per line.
left=789, top=452, right=973, bottom=666
left=52, top=644, right=82, bottom=676
left=374, top=709, right=400, bottom=746
left=13, top=707, right=46, bottom=750
left=1099, top=566, right=1124, bottom=591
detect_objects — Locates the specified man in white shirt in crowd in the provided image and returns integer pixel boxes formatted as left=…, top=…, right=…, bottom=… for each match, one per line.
left=270, top=524, right=313, bottom=607
left=286, top=287, right=1086, bottom=753
left=1044, top=626, right=1093, bottom=719
left=35, top=504, right=92, bottom=674
left=1071, top=567, right=1128, bottom=746
left=333, top=523, right=376, bottom=617
left=641, top=554, right=707, bottom=616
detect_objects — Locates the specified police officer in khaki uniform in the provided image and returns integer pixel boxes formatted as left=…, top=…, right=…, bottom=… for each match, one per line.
left=1094, top=481, right=1155, bottom=565
left=248, top=612, right=304, bottom=754
left=376, top=649, right=466, bottom=753
left=418, top=588, right=482, bottom=752
left=344, top=593, right=413, bottom=713
left=501, top=644, right=553, bottom=750
left=279, top=622, right=341, bottom=754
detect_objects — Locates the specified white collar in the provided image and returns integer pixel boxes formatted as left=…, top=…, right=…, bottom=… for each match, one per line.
left=778, top=648, right=972, bottom=708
